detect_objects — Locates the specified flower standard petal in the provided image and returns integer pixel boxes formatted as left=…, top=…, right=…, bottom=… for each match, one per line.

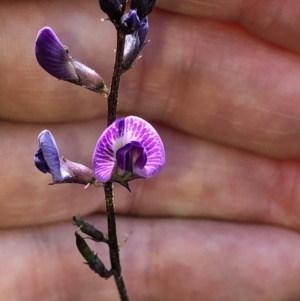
left=35, top=27, right=109, bottom=96
left=35, top=27, right=78, bottom=80
left=93, top=116, right=165, bottom=187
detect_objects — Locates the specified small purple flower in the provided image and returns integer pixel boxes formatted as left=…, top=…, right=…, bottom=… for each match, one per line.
left=122, top=17, right=149, bottom=72
left=130, top=0, right=156, bottom=19
left=120, top=10, right=140, bottom=34
left=93, top=116, right=165, bottom=191
left=35, top=27, right=109, bottom=96
left=34, top=130, right=95, bottom=185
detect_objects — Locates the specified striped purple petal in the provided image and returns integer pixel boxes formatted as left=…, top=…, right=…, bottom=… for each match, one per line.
left=93, top=116, right=165, bottom=184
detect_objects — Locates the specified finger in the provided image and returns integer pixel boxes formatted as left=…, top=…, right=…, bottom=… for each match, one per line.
left=2, top=1, right=300, bottom=159
left=158, top=0, right=300, bottom=52
left=2, top=120, right=300, bottom=231
left=130, top=16, right=300, bottom=159
left=2, top=217, right=300, bottom=301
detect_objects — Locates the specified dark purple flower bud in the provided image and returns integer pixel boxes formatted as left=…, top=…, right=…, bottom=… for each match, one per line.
left=120, top=10, right=140, bottom=35
left=99, top=0, right=126, bottom=26
left=35, top=27, right=109, bottom=96
left=130, top=0, right=156, bottom=19
left=122, top=17, right=149, bottom=72
left=122, top=32, right=140, bottom=72
left=34, top=130, right=96, bottom=185
left=138, top=17, right=149, bottom=46
left=93, top=116, right=165, bottom=190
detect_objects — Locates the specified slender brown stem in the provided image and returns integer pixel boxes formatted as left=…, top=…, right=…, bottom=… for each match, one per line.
left=104, top=31, right=130, bottom=301
left=107, top=30, right=126, bottom=126
left=104, top=183, right=129, bottom=301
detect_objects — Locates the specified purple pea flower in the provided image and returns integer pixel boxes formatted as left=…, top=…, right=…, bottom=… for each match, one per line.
left=35, top=27, right=109, bottom=96
left=93, top=116, right=165, bottom=191
left=120, top=10, right=140, bottom=35
left=122, top=17, right=149, bottom=72
left=34, top=130, right=96, bottom=185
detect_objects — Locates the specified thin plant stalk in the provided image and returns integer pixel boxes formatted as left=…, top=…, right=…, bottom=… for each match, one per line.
left=104, top=31, right=129, bottom=301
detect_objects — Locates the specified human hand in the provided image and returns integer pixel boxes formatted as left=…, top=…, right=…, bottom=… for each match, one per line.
left=2, top=0, right=300, bottom=300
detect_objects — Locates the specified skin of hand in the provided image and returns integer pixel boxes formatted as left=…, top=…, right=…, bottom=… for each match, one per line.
left=2, top=0, right=300, bottom=300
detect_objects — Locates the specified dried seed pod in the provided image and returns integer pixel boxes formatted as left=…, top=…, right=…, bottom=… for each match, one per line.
left=75, top=232, right=114, bottom=279
left=73, top=216, right=109, bottom=243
